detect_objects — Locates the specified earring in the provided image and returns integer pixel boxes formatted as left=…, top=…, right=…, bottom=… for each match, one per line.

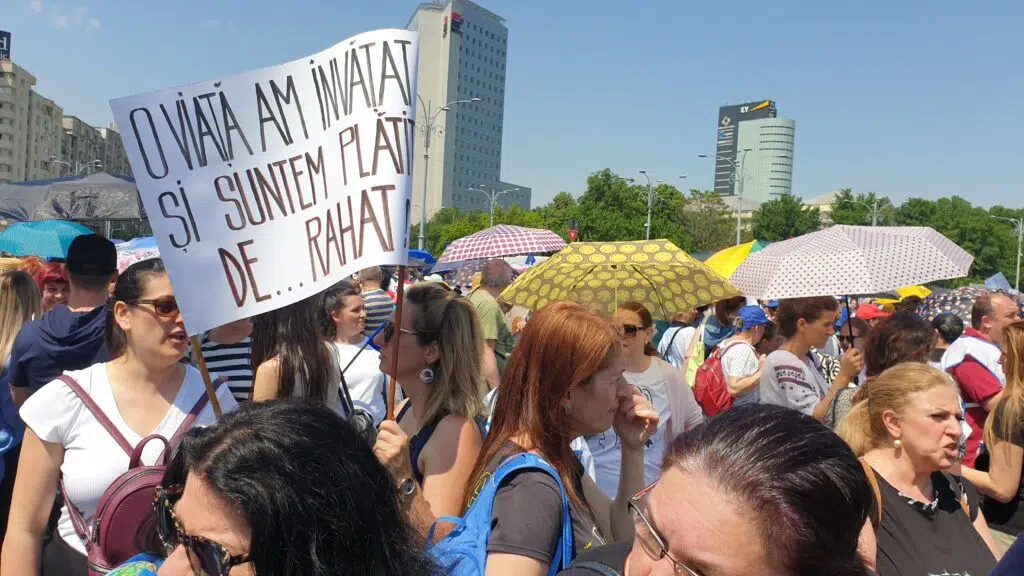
left=563, top=404, right=572, bottom=415
left=420, top=368, right=436, bottom=385
left=893, top=439, right=902, bottom=449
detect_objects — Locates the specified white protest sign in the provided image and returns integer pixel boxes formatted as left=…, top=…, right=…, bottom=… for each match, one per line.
left=110, top=29, right=418, bottom=335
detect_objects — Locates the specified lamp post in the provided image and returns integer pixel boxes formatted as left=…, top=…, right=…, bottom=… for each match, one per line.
left=638, top=170, right=654, bottom=240
left=852, top=197, right=891, bottom=226
left=993, top=215, right=1024, bottom=291
left=470, top=185, right=520, bottom=227
left=415, top=95, right=480, bottom=250
left=698, top=151, right=787, bottom=245
left=49, top=157, right=102, bottom=177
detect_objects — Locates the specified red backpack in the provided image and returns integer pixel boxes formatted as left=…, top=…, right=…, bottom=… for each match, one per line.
left=58, top=375, right=219, bottom=575
left=693, top=342, right=751, bottom=417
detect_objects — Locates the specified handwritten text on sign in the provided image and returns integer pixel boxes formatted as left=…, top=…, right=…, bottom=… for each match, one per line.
left=110, top=29, right=418, bottom=335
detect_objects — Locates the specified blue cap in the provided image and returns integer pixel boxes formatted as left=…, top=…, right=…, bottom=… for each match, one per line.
left=835, top=306, right=850, bottom=329
left=737, top=306, right=771, bottom=330
left=765, top=300, right=780, bottom=309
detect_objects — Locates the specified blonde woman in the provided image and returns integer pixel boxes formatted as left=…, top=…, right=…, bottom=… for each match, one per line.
left=838, top=363, right=999, bottom=575
left=0, top=271, right=40, bottom=544
left=372, top=283, right=488, bottom=536
left=962, top=320, right=1024, bottom=553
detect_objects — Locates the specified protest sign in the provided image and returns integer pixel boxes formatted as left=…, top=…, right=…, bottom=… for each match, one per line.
left=110, top=29, right=418, bottom=335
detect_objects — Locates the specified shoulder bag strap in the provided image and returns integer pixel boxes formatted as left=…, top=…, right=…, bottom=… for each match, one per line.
left=573, top=562, right=622, bottom=576
left=331, top=345, right=355, bottom=417
left=57, top=374, right=133, bottom=456
left=166, top=376, right=225, bottom=451
left=860, top=459, right=883, bottom=527
left=662, top=328, right=682, bottom=362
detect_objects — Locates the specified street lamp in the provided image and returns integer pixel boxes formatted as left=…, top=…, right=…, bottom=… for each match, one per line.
left=415, top=95, right=481, bottom=250
left=993, top=215, right=1024, bottom=291
left=851, top=197, right=891, bottom=226
left=698, top=151, right=787, bottom=245
left=638, top=170, right=654, bottom=240
left=49, top=156, right=102, bottom=177
left=470, top=185, right=520, bottom=227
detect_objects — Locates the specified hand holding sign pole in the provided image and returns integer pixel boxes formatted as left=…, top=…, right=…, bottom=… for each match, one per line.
left=110, top=29, right=419, bottom=416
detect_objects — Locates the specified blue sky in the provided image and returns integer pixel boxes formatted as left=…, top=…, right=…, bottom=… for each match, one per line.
left=6, top=0, right=1023, bottom=208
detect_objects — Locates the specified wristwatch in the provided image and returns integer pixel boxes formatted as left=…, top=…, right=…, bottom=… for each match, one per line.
left=399, top=477, right=417, bottom=497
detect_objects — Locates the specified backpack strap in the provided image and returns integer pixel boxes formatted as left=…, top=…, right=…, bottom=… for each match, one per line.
left=166, top=376, right=225, bottom=451
left=573, top=562, right=622, bottom=576
left=860, top=459, right=883, bottom=527
left=57, top=375, right=133, bottom=457
left=661, top=327, right=682, bottom=364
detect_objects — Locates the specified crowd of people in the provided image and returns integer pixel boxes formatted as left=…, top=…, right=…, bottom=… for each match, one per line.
left=0, top=234, right=1023, bottom=575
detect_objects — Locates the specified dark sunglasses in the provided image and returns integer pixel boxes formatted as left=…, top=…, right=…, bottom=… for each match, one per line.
left=620, top=323, right=646, bottom=337
left=131, top=296, right=180, bottom=319
left=154, top=485, right=251, bottom=576
left=380, top=319, right=422, bottom=344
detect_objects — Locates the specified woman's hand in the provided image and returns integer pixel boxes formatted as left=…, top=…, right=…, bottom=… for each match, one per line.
left=374, top=420, right=414, bottom=483
left=614, top=387, right=659, bottom=451
left=838, top=348, right=865, bottom=383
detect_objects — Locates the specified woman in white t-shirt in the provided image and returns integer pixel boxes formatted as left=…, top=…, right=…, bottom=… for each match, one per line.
left=759, top=296, right=863, bottom=419
left=584, top=302, right=704, bottom=498
left=322, top=281, right=388, bottom=424
left=2, top=258, right=237, bottom=575
left=250, top=294, right=345, bottom=415
left=720, top=305, right=770, bottom=408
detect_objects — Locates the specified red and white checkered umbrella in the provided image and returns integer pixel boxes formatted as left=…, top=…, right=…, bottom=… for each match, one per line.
left=437, top=225, right=567, bottom=264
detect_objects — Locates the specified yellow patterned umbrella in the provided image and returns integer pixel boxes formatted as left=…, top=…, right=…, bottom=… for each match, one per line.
left=499, top=239, right=742, bottom=320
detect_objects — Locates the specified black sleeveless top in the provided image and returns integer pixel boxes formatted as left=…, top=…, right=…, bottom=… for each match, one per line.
left=395, top=403, right=486, bottom=484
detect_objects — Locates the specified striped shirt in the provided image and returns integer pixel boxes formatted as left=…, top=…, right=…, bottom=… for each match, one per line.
left=362, top=289, right=394, bottom=336
left=192, top=335, right=253, bottom=402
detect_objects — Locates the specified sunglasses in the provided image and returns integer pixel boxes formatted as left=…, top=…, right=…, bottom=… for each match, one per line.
left=155, top=485, right=251, bottom=576
left=132, top=296, right=180, bottom=319
left=620, top=323, right=647, bottom=337
left=629, top=485, right=702, bottom=576
left=380, top=319, right=421, bottom=344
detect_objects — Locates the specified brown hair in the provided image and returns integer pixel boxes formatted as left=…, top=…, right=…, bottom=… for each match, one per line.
left=775, top=297, right=838, bottom=339
left=465, top=301, right=619, bottom=512
left=837, top=363, right=955, bottom=456
left=618, top=301, right=658, bottom=356
left=862, top=311, right=936, bottom=377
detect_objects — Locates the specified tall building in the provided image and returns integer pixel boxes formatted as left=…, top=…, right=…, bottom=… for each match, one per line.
left=0, top=60, right=63, bottom=182
left=713, top=100, right=795, bottom=202
left=407, top=0, right=531, bottom=223
left=98, top=123, right=132, bottom=177
left=734, top=117, right=795, bottom=204
left=60, top=115, right=106, bottom=176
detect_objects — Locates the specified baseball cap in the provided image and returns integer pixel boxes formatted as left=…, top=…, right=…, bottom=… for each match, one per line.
left=855, top=303, right=891, bottom=322
left=66, top=234, right=117, bottom=277
left=764, top=300, right=780, bottom=309
left=737, top=306, right=771, bottom=330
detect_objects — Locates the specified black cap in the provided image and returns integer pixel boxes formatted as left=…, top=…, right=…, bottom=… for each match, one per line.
left=67, top=234, right=117, bottom=277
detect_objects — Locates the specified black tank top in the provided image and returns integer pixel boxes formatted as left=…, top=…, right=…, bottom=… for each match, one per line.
left=395, top=403, right=487, bottom=485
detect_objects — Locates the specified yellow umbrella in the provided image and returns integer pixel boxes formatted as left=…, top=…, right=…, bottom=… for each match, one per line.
left=874, top=285, right=933, bottom=305
left=500, top=239, right=742, bottom=320
left=703, top=240, right=767, bottom=279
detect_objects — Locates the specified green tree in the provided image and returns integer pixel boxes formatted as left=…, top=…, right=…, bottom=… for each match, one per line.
left=829, top=189, right=895, bottom=226
left=893, top=197, right=937, bottom=227
left=751, top=195, right=821, bottom=242
left=533, top=191, right=578, bottom=239
left=576, top=169, right=647, bottom=242
left=678, top=190, right=733, bottom=252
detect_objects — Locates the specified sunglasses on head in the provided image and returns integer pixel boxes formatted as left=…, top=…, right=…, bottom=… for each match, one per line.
left=154, top=485, right=250, bottom=576
left=131, top=296, right=180, bottom=319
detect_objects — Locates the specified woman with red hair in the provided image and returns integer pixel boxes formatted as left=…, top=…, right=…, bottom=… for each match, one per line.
left=32, top=263, right=69, bottom=313
left=464, top=301, right=658, bottom=575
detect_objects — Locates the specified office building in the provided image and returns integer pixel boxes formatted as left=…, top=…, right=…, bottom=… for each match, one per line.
left=733, top=117, right=795, bottom=204
left=0, top=60, right=63, bottom=182
left=407, top=0, right=531, bottom=220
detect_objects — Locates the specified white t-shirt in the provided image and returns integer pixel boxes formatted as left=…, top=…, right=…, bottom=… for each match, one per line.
left=584, top=358, right=703, bottom=498
left=19, top=363, right=238, bottom=554
left=720, top=340, right=760, bottom=407
left=759, top=349, right=830, bottom=416
left=333, top=341, right=388, bottom=425
left=658, top=326, right=696, bottom=370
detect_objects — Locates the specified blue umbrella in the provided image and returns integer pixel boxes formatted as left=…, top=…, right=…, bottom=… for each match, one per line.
left=407, top=249, right=437, bottom=273
left=0, top=220, right=93, bottom=258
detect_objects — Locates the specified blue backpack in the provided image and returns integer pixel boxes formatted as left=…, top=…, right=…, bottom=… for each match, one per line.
left=427, top=452, right=574, bottom=576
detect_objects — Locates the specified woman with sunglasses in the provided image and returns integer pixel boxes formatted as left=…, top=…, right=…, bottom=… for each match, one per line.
left=561, top=404, right=874, bottom=576
left=249, top=294, right=346, bottom=414
left=583, top=302, right=702, bottom=498
left=466, top=301, right=658, bottom=575
left=2, top=259, right=237, bottom=576
left=371, top=282, right=488, bottom=536
left=107, top=399, right=440, bottom=576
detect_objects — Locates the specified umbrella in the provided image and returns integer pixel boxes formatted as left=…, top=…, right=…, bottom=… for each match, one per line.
left=499, top=239, right=742, bottom=320
left=436, top=224, right=566, bottom=264
left=730, top=225, right=974, bottom=300
left=915, top=286, right=1009, bottom=323
left=703, top=240, right=767, bottom=279
left=873, top=285, right=933, bottom=306
left=0, top=220, right=93, bottom=258
left=116, top=235, right=160, bottom=272
left=440, top=255, right=545, bottom=288
left=0, top=173, right=144, bottom=221
left=407, top=249, right=436, bottom=273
